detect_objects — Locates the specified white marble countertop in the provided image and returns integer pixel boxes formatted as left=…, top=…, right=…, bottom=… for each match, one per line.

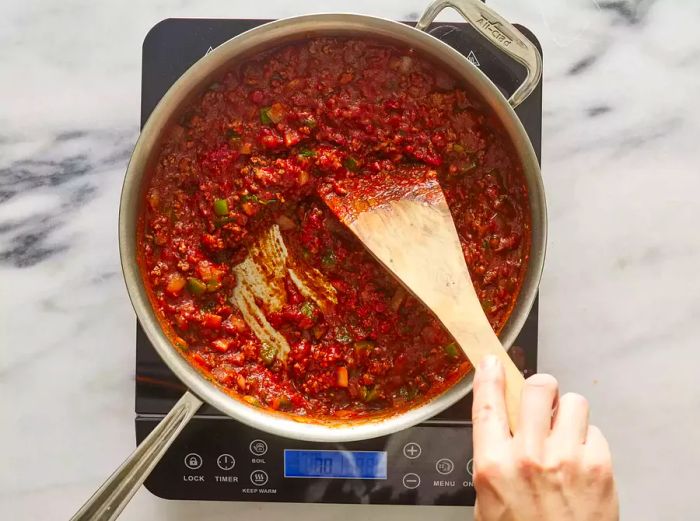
left=2, top=0, right=699, bottom=519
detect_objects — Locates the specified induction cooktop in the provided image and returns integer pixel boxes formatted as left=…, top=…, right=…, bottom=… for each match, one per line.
left=135, top=16, right=542, bottom=506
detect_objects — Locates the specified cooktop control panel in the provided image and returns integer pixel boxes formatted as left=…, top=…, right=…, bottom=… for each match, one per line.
left=136, top=420, right=476, bottom=505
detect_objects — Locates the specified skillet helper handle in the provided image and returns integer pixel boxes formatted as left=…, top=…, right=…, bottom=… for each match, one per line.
left=416, top=0, right=542, bottom=109
left=70, top=391, right=203, bottom=521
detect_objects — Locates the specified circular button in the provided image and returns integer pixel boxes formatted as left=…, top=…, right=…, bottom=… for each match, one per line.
left=402, top=472, right=421, bottom=489
left=184, top=453, right=203, bottom=470
left=402, top=442, right=422, bottom=459
left=249, top=439, right=268, bottom=456
left=466, top=458, right=474, bottom=477
left=217, top=453, right=236, bottom=471
left=250, top=469, right=269, bottom=486
left=436, top=458, right=455, bottom=475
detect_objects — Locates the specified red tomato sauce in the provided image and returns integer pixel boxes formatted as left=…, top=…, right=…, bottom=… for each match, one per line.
left=138, top=38, right=530, bottom=419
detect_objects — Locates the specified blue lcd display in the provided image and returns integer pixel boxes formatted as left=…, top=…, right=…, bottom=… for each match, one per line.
left=284, top=449, right=388, bottom=479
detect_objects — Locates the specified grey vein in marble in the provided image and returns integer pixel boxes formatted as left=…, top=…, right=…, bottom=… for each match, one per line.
left=0, top=130, right=135, bottom=267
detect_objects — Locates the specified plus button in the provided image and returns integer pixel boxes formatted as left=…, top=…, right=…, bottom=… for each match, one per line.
left=403, top=442, right=422, bottom=459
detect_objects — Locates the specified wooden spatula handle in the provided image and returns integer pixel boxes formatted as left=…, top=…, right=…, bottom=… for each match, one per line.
left=460, top=332, right=524, bottom=433
left=438, top=289, right=525, bottom=433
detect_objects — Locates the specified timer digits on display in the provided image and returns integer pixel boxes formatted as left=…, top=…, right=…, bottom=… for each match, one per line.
left=284, top=450, right=387, bottom=479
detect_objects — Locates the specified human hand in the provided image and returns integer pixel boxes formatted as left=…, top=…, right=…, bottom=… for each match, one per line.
left=471, top=355, right=618, bottom=521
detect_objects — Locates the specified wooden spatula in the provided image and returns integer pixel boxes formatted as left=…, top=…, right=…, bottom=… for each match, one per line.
left=319, top=166, right=525, bottom=431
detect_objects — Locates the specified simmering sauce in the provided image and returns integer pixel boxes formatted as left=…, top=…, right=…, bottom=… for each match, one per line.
left=138, top=38, right=530, bottom=419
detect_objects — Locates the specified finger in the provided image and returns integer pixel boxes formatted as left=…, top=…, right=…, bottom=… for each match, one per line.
left=516, top=373, right=559, bottom=449
left=551, top=392, right=589, bottom=447
left=472, top=355, right=510, bottom=455
left=474, top=500, right=487, bottom=521
left=584, top=425, right=612, bottom=456
left=583, top=426, right=615, bottom=486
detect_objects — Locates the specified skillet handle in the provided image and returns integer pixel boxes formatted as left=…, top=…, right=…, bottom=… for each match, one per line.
left=70, top=391, right=202, bottom=521
left=416, top=0, right=542, bottom=108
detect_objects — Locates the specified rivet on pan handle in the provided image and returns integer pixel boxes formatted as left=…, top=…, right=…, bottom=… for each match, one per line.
left=416, top=0, right=542, bottom=108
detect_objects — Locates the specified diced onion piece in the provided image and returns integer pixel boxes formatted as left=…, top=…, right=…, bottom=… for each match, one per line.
left=165, top=273, right=186, bottom=295
left=202, top=313, right=222, bottom=329
left=212, top=338, right=231, bottom=352
left=353, top=340, right=375, bottom=352
left=243, top=395, right=261, bottom=407
left=275, top=214, right=296, bottom=231
left=284, top=129, right=301, bottom=147
left=147, top=189, right=160, bottom=210
left=389, top=287, right=405, bottom=312
left=227, top=314, right=248, bottom=333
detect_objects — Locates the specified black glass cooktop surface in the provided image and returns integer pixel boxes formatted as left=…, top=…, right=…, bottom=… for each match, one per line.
left=135, top=17, right=542, bottom=505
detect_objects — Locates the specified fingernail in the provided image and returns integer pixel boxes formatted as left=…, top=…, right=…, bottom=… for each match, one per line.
left=479, top=355, right=499, bottom=370
left=525, top=373, right=558, bottom=387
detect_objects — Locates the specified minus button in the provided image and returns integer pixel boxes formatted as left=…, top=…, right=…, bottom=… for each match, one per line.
left=402, top=473, right=421, bottom=489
